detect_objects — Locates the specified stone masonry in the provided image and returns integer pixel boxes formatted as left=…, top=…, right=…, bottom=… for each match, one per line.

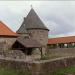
left=0, top=37, right=16, bottom=50
left=28, top=29, right=48, bottom=46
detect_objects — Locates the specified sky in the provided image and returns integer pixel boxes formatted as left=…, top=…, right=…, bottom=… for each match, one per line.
left=0, top=1, right=75, bottom=38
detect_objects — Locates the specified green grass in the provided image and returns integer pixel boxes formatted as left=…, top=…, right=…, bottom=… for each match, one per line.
left=48, top=65, right=75, bottom=75
left=0, top=66, right=31, bottom=75
left=0, top=64, right=75, bottom=75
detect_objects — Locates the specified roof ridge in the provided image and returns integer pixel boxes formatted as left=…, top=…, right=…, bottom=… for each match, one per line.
left=49, top=36, right=75, bottom=39
left=0, top=21, right=18, bottom=36
left=0, top=21, right=15, bottom=33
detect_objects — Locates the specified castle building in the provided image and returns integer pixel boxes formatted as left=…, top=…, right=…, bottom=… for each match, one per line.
left=0, top=8, right=49, bottom=55
left=0, top=21, right=18, bottom=50
left=12, top=8, right=49, bottom=55
left=17, top=8, right=49, bottom=46
left=48, top=36, right=75, bottom=49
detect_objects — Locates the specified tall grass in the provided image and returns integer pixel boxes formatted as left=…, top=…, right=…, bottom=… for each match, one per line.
left=48, top=65, right=75, bottom=75
left=0, top=66, right=31, bottom=75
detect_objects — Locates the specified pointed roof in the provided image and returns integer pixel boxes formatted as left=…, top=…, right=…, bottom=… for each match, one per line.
left=0, top=21, right=18, bottom=37
left=17, top=19, right=28, bottom=34
left=17, top=8, right=49, bottom=33
left=25, top=8, right=49, bottom=30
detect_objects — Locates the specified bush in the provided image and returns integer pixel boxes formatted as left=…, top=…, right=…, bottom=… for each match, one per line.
left=40, top=53, right=49, bottom=60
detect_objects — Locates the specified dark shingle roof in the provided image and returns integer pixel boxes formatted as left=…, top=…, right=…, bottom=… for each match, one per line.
left=17, top=37, right=42, bottom=48
left=17, top=19, right=28, bottom=34
left=17, top=8, right=49, bottom=34
left=25, top=8, right=49, bottom=30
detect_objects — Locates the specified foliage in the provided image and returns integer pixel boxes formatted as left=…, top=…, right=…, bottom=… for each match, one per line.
left=40, top=53, right=50, bottom=60
left=47, top=44, right=57, bottom=49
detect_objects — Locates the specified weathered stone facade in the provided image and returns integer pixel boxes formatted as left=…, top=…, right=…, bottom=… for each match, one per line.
left=27, top=29, right=48, bottom=55
left=27, top=29, right=48, bottom=46
left=0, top=37, right=16, bottom=50
left=0, top=56, right=75, bottom=75
left=16, top=8, right=49, bottom=55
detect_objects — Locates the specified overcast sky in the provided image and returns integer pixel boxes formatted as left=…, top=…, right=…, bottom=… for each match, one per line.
left=0, top=1, right=75, bottom=38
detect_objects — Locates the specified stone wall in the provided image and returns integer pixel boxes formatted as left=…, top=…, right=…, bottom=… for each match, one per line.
left=0, top=42, right=6, bottom=51
left=29, top=56, right=75, bottom=75
left=0, top=37, right=16, bottom=50
left=48, top=48, right=75, bottom=54
left=0, top=58, right=30, bottom=72
left=28, top=29, right=48, bottom=54
left=0, top=50, right=26, bottom=59
left=28, top=29, right=48, bottom=46
left=0, top=56, right=75, bottom=75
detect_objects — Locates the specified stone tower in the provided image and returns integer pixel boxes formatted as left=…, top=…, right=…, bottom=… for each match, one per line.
left=17, top=8, right=49, bottom=49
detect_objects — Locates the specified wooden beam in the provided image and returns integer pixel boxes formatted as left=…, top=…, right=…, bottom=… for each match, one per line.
left=39, top=47, right=43, bottom=59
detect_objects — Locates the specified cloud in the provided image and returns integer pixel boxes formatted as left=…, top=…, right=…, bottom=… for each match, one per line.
left=37, top=1, right=75, bottom=37
left=0, top=1, right=75, bottom=37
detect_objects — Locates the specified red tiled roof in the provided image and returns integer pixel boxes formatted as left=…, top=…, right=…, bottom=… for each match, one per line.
left=48, top=36, right=75, bottom=44
left=0, top=21, right=18, bottom=37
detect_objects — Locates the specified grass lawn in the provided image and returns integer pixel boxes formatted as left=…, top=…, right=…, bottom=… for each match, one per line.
left=48, top=65, right=75, bottom=75
left=1, top=65, right=75, bottom=75
left=0, top=66, right=31, bottom=75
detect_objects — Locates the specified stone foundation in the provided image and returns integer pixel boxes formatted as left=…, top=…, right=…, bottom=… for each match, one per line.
left=0, top=56, right=75, bottom=75
left=29, top=56, right=75, bottom=75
